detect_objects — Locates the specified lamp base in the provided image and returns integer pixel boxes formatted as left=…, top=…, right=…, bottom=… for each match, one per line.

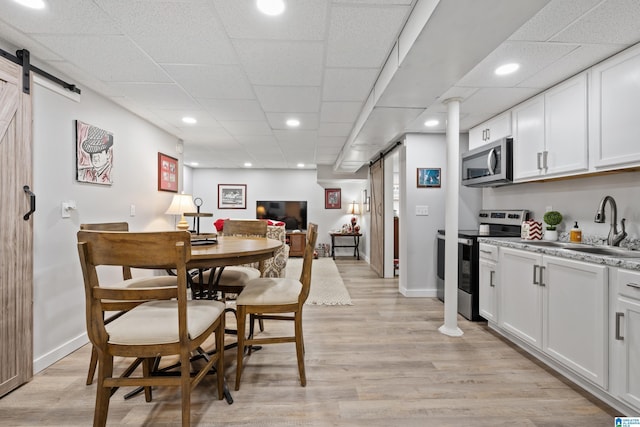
left=177, top=216, right=190, bottom=231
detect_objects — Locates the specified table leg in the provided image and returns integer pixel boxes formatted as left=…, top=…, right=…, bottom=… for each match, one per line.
left=331, top=235, right=335, bottom=260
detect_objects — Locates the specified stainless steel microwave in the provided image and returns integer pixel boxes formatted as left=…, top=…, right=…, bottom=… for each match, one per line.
left=461, top=137, right=513, bottom=187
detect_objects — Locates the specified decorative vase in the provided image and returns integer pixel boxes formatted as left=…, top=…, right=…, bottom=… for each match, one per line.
left=544, top=229, right=558, bottom=241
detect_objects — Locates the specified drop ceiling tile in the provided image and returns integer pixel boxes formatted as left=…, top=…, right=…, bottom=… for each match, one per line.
left=318, top=136, right=348, bottom=148
left=273, top=130, right=318, bottom=145
left=32, top=35, right=171, bottom=83
left=220, top=120, right=273, bottom=136
left=322, top=68, right=378, bottom=101
left=518, top=43, right=625, bottom=88
left=176, top=126, right=233, bottom=142
left=265, top=113, right=319, bottom=130
left=198, top=99, right=265, bottom=121
left=333, top=0, right=413, bottom=4
left=318, top=122, right=353, bottom=137
left=234, top=135, right=279, bottom=149
left=437, top=87, right=480, bottom=105
left=162, top=64, right=254, bottom=99
left=0, top=25, right=63, bottom=61
left=108, top=83, right=199, bottom=109
left=326, top=5, right=410, bottom=67
left=461, top=87, right=540, bottom=115
left=2, top=0, right=118, bottom=35
left=552, top=0, right=640, bottom=44
left=233, top=40, right=324, bottom=86
left=508, top=0, right=602, bottom=42
left=320, top=102, right=363, bottom=123
left=213, top=0, right=328, bottom=40
left=254, top=86, right=321, bottom=113
left=455, top=41, right=580, bottom=89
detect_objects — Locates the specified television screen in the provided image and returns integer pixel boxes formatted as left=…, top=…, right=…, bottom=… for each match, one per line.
left=256, top=200, right=307, bottom=231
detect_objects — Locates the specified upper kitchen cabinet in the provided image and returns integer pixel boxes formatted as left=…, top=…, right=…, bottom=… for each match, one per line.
left=513, top=73, right=588, bottom=181
left=590, top=44, right=640, bottom=170
left=469, top=111, right=512, bottom=151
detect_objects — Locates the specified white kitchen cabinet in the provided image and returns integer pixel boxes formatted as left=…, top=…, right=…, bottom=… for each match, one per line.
left=478, top=243, right=498, bottom=323
left=513, top=73, right=588, bottom=181
left=612, top=269, right=640, bottom=410
left=468, top=110, right=512, bottom=150
left=499, top=248, right=543, bottom=347
left=542, top=255, right=608, bottom=388
left=590, top=43, right=640, bottom=170
left=499, top=248, right=608, bottom=388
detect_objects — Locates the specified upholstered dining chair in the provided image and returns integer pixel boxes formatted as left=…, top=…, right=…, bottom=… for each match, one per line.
left=191, top=219, right=267, bottom=300
left=234, top=223, right=318, bottom=390
left=79, top=222, right=178, bottom=386
left=77, top=230, right=226, bottom=427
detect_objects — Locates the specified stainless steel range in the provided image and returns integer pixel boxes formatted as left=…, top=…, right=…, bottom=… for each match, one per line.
left=436, top=209, right=529, bottom=321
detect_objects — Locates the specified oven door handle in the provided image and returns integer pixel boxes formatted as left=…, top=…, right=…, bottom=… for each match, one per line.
left=436, top=234, right=473, bottom=246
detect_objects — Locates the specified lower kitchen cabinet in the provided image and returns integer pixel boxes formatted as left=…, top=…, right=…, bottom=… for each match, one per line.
left=478, top=243, right=498, bottom=323
left=612, top=268, right=640, bottom=409
left=499, top=247, right=608, bottom=388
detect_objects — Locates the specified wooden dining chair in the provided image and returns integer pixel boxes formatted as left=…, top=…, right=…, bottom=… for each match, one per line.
left=77, top=230, right=226, bottom=427
left=191, top=219, right=268, bottom=300
left=234, top=223, right=318, bottom=390
left=80, top=222, right=179, bottom=386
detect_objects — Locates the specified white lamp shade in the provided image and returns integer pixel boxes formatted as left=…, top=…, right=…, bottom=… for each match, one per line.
left=347, top=201, right=360, bottom=215
left=165, top=194, right=197, bottom=216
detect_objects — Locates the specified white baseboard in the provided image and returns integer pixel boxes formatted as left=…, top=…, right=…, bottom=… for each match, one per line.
left=34, top=332, right=89, bottom=374
left=400, top=287, right=437, bottom=297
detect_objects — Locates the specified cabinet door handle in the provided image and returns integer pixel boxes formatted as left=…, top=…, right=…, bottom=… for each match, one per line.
left=490, top=270, right=495, bottom=287
left=533, top=265, right=539, bottom=285
left=482, top=129, right=487, bottom=141
left=539, top=266, right=546, bottom=286
left=543, top=151, right=548, bottom=170
left=487, top=128, right=490, bottom=141
left=616, top=312, right=624, bottom=340
left=480, top=249, right=493, bottom=254
left=627, top=282, right=640, bottom=290
left=537, top=152, right=542, bottom=170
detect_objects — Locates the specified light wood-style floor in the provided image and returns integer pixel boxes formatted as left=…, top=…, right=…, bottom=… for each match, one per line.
left=0, top=259, right=619, bottom=426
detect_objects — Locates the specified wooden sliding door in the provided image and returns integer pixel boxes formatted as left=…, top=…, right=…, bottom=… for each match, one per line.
left=369, top=159, right=384, bottom=277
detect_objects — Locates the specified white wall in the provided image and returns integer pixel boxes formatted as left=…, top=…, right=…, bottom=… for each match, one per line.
left=398, top=133, right=481, bottom=297
left=482, top=171, right=640, bottom=241
left=189, top=168, right=368, bottom=255
left=32, top=82, right=181, bottom=372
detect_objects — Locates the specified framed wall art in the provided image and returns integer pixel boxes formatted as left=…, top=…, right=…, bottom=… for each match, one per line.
left=417, top=167, right=441, bottom=188
left=218, top=184, right=247, bottom=209
left=325, top=188, right=341, bottom=209
left=76, top=120, right=114, bottom=185
left=158, top=152, right=178, bottom=192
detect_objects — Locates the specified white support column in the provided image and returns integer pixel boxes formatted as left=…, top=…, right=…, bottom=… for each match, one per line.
left=439, top=98, right=463, bottom=337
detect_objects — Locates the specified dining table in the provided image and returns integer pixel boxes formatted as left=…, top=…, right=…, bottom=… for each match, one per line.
left=188, top=235, right=283, bottom=299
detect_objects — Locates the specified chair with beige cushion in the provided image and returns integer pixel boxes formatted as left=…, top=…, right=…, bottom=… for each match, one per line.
left=234, top=223, right=318, bottom=390
left=79, top=222, right=178, bottom=386
left=77, top=230, right=226, bottom=427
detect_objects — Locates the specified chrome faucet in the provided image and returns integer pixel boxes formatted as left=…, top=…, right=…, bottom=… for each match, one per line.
left=594, top=195, right=627, bottom=246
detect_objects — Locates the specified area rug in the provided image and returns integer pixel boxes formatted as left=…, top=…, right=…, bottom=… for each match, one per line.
left=285, top=257, right=353, bottom=306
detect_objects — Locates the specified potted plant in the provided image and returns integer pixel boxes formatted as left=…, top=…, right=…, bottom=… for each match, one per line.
left=543, top=211, right=563, bottom=241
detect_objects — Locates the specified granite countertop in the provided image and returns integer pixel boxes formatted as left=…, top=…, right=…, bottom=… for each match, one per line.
left=478, top=237, right=640, bottom=271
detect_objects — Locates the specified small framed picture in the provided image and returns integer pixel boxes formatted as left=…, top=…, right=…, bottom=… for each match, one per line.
left=417, top=167, right=441, bottom=188
left=158, top=152, right=178, bottom=192
left=218, top=184, right=246, bottom=209
left=325, top=188, right=341, bottom=209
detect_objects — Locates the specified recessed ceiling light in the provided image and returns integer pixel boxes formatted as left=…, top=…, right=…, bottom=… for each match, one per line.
left=424, top=119, right=439, bottom=127
left=495, top=63, right=520, bottom=76
left=244, top=162, right=252, bottom=167
left=286, top=118, right=300, bottom=127
left=257, top=0, right=285, bottom=16
left=14, top=0, right=46, bottom=9
left=297, top=163, right=305, bottom=168
left=182, top=117, right=197, bottom=124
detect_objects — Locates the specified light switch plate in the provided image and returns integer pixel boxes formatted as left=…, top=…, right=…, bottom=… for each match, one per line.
left=416, top=205, right=429, bottom=216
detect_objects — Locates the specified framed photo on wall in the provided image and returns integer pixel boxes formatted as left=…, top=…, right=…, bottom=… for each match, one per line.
left=76, top=120, right=114, bottom=185
left=417, top=167, right=441, bottom=188
left=325, top=188, right=341, bottom=209
left=158, top=152, right=178, bottom=192
left=218, top=184, right=247, bottom=209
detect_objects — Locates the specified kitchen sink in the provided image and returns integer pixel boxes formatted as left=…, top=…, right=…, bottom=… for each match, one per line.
left=565, top=246, right=640, bottom=258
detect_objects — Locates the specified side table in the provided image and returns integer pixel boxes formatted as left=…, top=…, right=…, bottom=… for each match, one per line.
left=330, top=232, right=362, bottom=260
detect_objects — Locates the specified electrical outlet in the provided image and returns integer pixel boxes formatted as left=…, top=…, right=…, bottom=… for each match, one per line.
left=545, top=206, right=553, bottom=212
left=130, top=204, right=136, bottom=216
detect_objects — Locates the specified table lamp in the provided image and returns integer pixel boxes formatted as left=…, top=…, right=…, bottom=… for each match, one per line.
left=347, top=201, right=360, bottom=231
left=165, top=193, right=197, bottom=231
